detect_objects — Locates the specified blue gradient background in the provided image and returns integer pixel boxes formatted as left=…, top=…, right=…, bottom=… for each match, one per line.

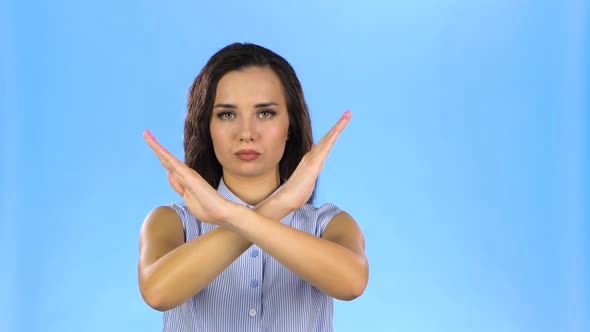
left=1, top=1, right=588, bottom=331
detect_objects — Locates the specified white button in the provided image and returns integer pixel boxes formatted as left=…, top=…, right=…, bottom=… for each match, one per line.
left=248, top=308, right=257, bottom=317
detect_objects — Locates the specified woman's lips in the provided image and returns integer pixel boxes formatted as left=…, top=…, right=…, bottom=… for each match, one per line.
left=235, top=150, right=261, bottom=161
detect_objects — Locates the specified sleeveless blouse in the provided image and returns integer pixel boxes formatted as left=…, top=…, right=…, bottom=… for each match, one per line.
left=163, top=178, right=342, bottom=332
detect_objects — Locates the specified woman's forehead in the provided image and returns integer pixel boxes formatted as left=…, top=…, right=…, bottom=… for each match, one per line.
left=215, top=67, right=286, bottom=106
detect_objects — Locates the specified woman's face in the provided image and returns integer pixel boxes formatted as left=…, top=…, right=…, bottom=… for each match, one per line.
left=210, top=66, right=290, bottom=180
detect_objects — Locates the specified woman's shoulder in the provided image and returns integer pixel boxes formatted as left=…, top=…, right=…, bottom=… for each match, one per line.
left=298, top=202, right=342, bottom=216
left=295, top=202, right=344, bottom=236
left=166, top=201, right=189, bottom=218
left=165, top=201, right=203, bottom=228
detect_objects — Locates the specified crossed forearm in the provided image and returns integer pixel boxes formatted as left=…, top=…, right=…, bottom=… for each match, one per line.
left=142, top=194, right=292, bottom=311
left=223, top=205, right=367, bottom=301
left=144, top=194, right=364, bottom=311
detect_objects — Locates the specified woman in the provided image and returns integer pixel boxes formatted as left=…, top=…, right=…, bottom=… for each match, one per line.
left=139, top=43, right=369, bottom=331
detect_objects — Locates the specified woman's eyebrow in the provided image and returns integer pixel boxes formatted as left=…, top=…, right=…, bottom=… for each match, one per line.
left=254, top=102, right=279, bottom=108
left=213, top=103, right=237, bottom=109
left=213, top=102, right=279, bottom=108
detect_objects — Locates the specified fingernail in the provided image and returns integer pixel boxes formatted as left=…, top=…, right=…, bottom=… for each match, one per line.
left=145, top=129, right=156, bottom=140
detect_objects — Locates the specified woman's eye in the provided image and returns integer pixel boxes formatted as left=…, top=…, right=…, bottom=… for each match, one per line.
left=217, top=112, right=235, bottom=119
left=258, top=110, right=276, bottom=118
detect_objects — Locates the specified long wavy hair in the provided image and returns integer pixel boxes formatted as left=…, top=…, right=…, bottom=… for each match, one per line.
left=184, top=43, right=316, bottom=203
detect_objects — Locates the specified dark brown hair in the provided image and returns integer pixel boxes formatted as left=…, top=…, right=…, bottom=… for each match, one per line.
left=184, top=43, right=316, bottom=202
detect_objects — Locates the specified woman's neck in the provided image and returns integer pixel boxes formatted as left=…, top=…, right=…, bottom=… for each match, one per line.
left=222, top=171, right=281, bottom=206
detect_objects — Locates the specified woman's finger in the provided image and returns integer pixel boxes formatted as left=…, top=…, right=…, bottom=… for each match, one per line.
left=143, top=130, right=213, bottom=193
left=312, top=110, right=351, bottom=155
left=144, top=131, right=172, bottom=165
left=143, top=130, right=177, bottom=163
left=143, top=130, right=190, bottom=182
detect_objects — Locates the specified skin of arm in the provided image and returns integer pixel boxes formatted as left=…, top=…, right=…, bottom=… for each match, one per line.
left=220, top=199, right=369, bottom=301
left=138, top=192, right=292, bottom=311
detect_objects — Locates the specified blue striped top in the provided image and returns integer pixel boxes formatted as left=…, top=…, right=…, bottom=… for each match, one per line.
left=163, top=178, right=342, bottom=332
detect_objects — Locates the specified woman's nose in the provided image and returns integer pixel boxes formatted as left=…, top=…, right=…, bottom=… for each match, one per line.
left=239, top=117, right=256, bottom=142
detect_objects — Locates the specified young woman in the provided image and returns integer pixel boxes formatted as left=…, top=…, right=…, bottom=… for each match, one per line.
left=139, top=43, right=368, bottom=331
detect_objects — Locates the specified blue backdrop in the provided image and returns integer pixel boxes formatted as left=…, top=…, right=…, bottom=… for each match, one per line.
left=1, top=1, right=588, bottom=331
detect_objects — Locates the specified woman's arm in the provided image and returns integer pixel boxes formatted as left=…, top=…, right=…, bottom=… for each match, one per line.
left=222, top=203, right=368, bottom=301
left=138, top=194, right=291, bottom=311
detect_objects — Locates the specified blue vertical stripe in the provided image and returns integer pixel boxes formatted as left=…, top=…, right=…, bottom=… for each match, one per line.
left=163, top=178, right=341, bottom=331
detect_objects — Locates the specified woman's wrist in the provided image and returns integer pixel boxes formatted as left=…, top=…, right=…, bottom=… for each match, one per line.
left=221, top=204, right=251, bottom=232
left=211, top=200, right=242, bottom=228
left=221, top=193, right=294, bottom=232
left=266, top=191, right=298, bottom=216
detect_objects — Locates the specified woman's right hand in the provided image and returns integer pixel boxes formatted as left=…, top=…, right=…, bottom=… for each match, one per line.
left=143, top=130, right=237, bottom=225
left=276, top=110, right=352, bottom=211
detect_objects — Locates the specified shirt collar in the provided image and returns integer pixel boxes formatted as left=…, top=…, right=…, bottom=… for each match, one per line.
left=217, top=178, right=295, bottom=225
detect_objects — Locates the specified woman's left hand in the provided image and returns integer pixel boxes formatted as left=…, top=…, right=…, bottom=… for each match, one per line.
left=274, top=110, right=352, bottom=211
left=143, top=130, right=234, bottom=225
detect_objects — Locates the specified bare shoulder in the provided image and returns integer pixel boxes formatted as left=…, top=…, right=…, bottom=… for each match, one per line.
left=139, top=206, right=185, bottom=265
left=322, top=211, right=366, bottom=256
left=141, top=205, right=184, bottom=239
